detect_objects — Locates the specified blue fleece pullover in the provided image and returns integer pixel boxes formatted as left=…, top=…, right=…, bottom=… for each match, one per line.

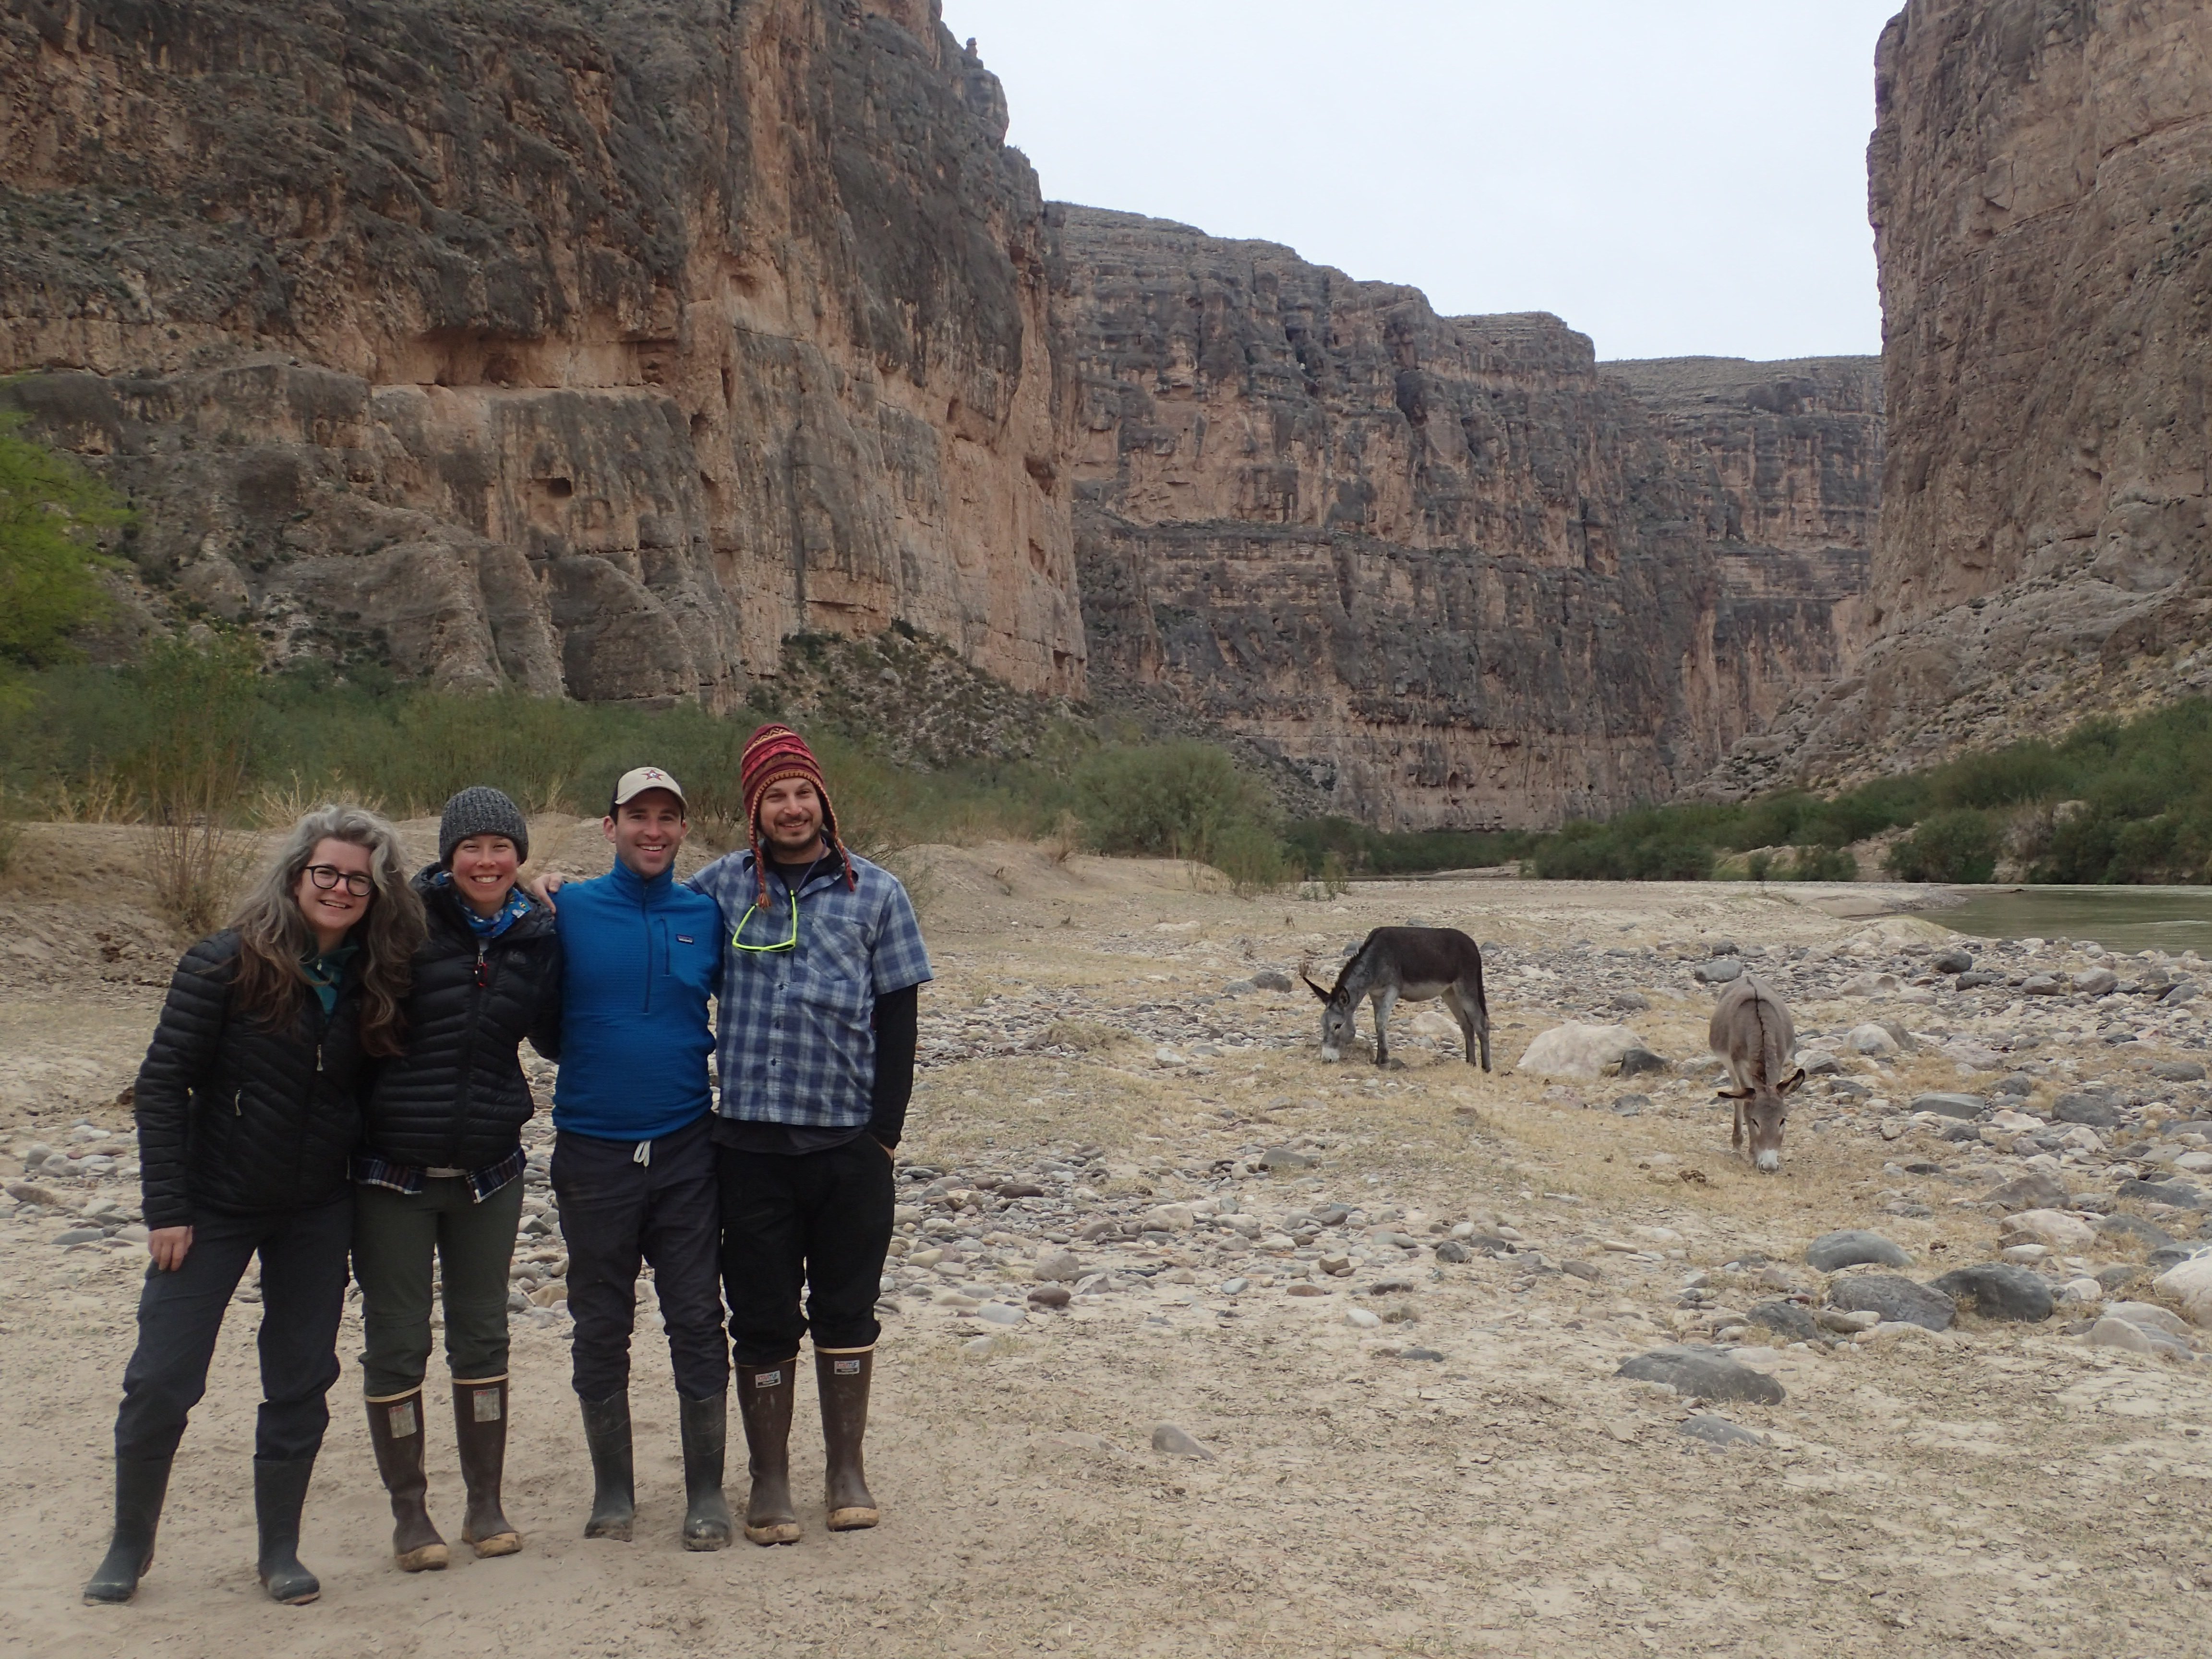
left=551, top=859, right=722, bottom=1142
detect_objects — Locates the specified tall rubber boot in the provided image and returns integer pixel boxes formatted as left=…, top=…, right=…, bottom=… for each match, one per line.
left=677, top=1392, right=733, bottom=1551
left=253, top=1455, right=322, bottom=1604
left=734, top=1359, right=799, bottom=1545
left=82, top=1455, right=173, bottom=1604
left=577, top=1392, right=635, bottom=1541
left=452, top=1376, right=522, bottom=1558
left=815, top=1346, right=879, bottom=1531
left=364, top=1389, right=448, bottom=1572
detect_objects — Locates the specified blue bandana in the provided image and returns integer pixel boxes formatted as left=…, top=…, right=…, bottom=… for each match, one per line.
left=437, top=870, right=533, bottom=939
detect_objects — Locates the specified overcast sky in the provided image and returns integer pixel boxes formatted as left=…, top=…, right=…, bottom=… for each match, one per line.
left=937, top=0, right=1899, bottom=363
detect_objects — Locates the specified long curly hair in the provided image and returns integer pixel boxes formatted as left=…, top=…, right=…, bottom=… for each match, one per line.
left=227, top=803, right=424, bottom=1056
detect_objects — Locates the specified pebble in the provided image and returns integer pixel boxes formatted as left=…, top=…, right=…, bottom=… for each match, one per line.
left=1846, top=1023, right=1899, bottom=1057
left=2089, top=1315, right=2169, bottom=1355
left=1026, top=1285, right=1071, bottom=1309
left=1828, top=1274, right=1956, bottom=1332
left=1928, top=1263, right=2056, bottom=1322
left=2072, top=967, right=2119, bottom=996
left=1151, top=1423, right=1216, bottom=1459
left=1982, top=1170, right=2068, bottom=1211
left=1931, top=950, right=1975, bottom=974
left=1910, top=1093, right=1984, bottom=1119
left=1346, top=1308, right=1382, bottom=1328
left=1678, top=1415, right=1767, bottom=1449
left=1998, top=1209, right=2096, bottom=1250
left=1615, top=1345, right=1786, bottom=1405
left=1218, top=1277, right=1250, bottom=1295
left=961, top=1335, right=1000, bottom=1358
left=2020, top=974, right=2065, bottom=996
left=52, top=1227, right=102, bottom=1246
left=1805, top=1228, right=1911, bottom=1271
left=2052, top=1092, right=2118, bottom=1128
left=1434, top=1240, right=1472, bottom=1263
left=1817, top=1307, right=1881, bottom=1333
left=1032, top=1250, right=1084, bottom=1283
left=1286, top=1283, right=1329, bottom=1297
left=2107, top=1300, right=2189, bottom=1337
left=1396, top=1346, right=1445, bottom=1361
left=1259, top=1146, right=1316, bottom=1171
left=1747, top=1299, right=1817, bottom=1341
left=2154, top=1060, right=2209, bottom=1082
left=1693, top=959, right=1743, bottom=985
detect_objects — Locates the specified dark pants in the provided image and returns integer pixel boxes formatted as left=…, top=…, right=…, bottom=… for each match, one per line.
left=351, top=1174, right=526, bottom=1397
left=552, top=1114, right=727, bottom=1401
left=114, top=1195, right=352, bottom=1464
left=717, top=1134, right=895, bottom=1365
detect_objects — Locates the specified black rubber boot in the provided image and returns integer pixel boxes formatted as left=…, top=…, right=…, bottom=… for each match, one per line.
left=364, top=1390, right=448, bottom=1572
left=677, top=1392, right=733, bottom=1551
left=452, top=1377, right=521, bottom=1558
left=815, top=1347, right=879, bottom=1531
left=82, top=1455, right=173, bottom=1604
left=253, top=1455, right=322, bottom=1604
left=735, top=1359, right=800, bottom=1545
left=577, top=1393, right=635, bottom=1542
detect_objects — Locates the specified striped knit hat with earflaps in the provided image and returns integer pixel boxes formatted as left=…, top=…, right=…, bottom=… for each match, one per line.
left=739, top=723, right=856, bottom=907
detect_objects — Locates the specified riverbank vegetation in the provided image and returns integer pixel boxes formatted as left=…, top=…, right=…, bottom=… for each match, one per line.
left=7, top=635, right=2212, bottom=897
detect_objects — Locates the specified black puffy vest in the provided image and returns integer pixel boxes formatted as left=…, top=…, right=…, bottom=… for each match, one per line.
left=359, top=869, right=562, bottom=1173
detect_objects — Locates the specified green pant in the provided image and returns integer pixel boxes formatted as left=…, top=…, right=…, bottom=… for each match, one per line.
left=352, top=1176, right=526, bottom=1397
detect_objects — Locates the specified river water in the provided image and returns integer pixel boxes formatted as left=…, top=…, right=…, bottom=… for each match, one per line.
left=1939, top=886, right=2212, bottom=955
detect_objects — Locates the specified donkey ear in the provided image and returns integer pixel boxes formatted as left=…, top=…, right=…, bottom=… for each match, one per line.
left=1779, top=1068, right=1807, bottom=1095
left=1302, top=973, right=1332, bottom=1002
left=1714, top=1086, right=1752, bottom=1100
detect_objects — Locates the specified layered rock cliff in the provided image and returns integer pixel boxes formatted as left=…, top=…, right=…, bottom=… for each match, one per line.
left=1059, top=206, right=1878, bottom=829
left=1731, top=0, right=2212, bottom=787
left=0, top=0, right=1082, bottom=705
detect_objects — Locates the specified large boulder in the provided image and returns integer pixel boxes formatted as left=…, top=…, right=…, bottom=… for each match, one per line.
left=1515, top=1023, right=1648, bottom=1081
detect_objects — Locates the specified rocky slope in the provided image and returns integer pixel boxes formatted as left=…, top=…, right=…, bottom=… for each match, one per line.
left=0, top=0, right=1083, bottom=705
left=1059, top=206, right=1878, bottom=829
left=1723, top=0, right=2212, bottom=789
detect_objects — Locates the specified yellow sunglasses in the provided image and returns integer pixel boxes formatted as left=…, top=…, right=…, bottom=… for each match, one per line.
left=731, top=897, right=801, bottom=953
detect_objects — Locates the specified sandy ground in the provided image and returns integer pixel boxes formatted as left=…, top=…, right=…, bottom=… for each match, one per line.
left=3, top=824, right=2210, bottom=1659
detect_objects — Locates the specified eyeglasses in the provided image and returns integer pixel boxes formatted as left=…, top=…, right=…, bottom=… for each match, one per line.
left=731, top=897, right=800, bottom=953
left=304, top=865, right=374, bottom=898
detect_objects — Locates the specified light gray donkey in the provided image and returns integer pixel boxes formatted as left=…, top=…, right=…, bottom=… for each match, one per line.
left=1708, top=974, right=1806, bottom=1173
left=1303, top=926, right=1491, bottom=1070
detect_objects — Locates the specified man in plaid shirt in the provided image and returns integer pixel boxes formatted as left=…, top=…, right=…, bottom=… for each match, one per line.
left=686, top=725, right=931, bottom=1545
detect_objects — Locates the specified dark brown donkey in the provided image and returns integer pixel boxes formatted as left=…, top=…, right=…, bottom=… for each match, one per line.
left=1303, top=926, right=1491, bottom=1070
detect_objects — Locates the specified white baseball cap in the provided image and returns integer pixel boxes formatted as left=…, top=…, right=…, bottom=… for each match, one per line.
left=609, top=766, right=687, bottom=811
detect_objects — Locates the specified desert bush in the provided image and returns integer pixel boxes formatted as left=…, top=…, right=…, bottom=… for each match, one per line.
left=1886, top=808, right=2001, bottom=883
left=1786, top=843, right=1859, bottom=882
left=126, top=635, right=260, bottom=938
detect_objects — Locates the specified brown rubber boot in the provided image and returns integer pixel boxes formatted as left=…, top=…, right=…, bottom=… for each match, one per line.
left=451, top=1376, right=522, bottom=1558
left=815, top=1346, right=879, bottom=1531
left=364, top=1389, right=449, bottom=1572
left=734, top=1359, right=800, bottom=1545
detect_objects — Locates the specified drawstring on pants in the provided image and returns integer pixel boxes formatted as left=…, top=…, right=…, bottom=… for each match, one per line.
left=633, top=1140, right=652, bottom=1170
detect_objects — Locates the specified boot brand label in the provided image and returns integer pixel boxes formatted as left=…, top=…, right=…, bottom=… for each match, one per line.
left=389, top=1401, right=418, bottom=1438
left=833, top=1358, right=863, bottom=1376
left=756, top=1369, right=782, bottom=1387
left=473, top=1389, right=503, bottom=1422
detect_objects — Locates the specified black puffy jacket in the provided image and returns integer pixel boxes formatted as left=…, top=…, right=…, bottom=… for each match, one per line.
left=360, top=869, right=562, bottom=1173
left=135, top=931, right=371, bottom=1230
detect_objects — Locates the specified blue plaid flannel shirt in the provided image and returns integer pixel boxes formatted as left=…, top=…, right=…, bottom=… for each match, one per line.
left=686, top=849, right=932, bottom=1129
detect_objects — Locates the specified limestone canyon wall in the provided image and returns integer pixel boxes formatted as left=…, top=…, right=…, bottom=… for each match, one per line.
left=0, top=0, right=1082, bottom=706
left=1059, top=207, right=1878, bottom=829
left=1742, top=0, right=2212, bottom=786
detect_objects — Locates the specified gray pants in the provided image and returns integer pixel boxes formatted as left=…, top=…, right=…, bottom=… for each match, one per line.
left=351, top=1174, right=526, bottom=1397
left=114, top=1196, right=350, bottom=1463
left=552, top=1114, right=727, bottom=1401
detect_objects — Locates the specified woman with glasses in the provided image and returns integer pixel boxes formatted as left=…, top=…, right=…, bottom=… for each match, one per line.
left=350, top=787, right=562, bottom=1575
left=86, top=804, right=423, bottom=1607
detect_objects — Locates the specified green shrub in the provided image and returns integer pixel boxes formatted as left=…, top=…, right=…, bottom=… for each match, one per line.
left=1786, top=843, right=1858, bottom=882
left=0, top=411, right=128, bottom=709
left=1886, top=809, right=2000, bottom=883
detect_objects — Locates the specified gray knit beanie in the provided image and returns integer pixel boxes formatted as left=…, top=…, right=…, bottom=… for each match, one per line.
left=439, top=786, right=530, bottom=866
